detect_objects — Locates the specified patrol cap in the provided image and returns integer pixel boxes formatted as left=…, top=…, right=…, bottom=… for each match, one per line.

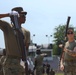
left=11, top=7, right=27, bottom=15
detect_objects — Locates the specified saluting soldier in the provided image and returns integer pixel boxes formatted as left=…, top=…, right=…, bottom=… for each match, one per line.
left=35, top=48, right=47, bottom=75
left=0, top=7, right=30, bottom=75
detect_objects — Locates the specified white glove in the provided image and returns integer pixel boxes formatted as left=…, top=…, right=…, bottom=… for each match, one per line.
left=9, top=11, right=19, bottom=16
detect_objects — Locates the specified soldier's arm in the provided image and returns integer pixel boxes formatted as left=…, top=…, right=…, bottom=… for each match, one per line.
left=0, top=13, right=10, bottom=29
left=60, top=53, right=64, bottom=71
left=0, top=20, right=10, bottom=30
left=60, top=52, right=64, bottom=65
left=41, top=53, right=47, bottom=57
left=64, top=48, right=76, bottom=57
left=0, top=11, right=19, bottom=18
left=0, top=13, right=9, bottom=18
left=24, top=29, right=30, bottom=55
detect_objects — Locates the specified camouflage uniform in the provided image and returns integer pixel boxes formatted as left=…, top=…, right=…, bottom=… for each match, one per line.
left=3, top=57, right=25, bottom=75
left=64, top=41, right=76, bottom=75
left=0, top=49, right=6, bottom=75
left=35, top=55, right=43, bottom=75
left=0, top=55, right=3, bottom=75
left=0, top=18, right=30, bottom=75
left=35, top=49, right=47, bottom=75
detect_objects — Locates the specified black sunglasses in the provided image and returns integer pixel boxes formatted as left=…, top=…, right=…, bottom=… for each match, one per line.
left=67, top=32, right=74, bottom=34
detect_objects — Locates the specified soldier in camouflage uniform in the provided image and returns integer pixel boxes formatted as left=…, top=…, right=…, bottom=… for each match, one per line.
left=35, top=48, right=47, bottom=75
left=60, top=27, right=76, bottom=75
left=0, top=7, right=30, bottom=75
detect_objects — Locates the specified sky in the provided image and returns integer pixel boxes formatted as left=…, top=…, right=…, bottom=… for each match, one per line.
left=0, top=0, right=76, bottom=48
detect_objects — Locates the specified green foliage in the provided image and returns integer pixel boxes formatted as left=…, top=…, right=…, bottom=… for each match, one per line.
left=53, top=25, right=65, bottom=44
left=53, top=44, right=62, bottom=55
left=53, top=44, right=57, bottom=55
left=53, top=25, right=65, bottom=55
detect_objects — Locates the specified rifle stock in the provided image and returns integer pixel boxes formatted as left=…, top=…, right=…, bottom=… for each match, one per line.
left=11, top=15, right=28, bottom=75
left=60, top=16, right=71, bottom=61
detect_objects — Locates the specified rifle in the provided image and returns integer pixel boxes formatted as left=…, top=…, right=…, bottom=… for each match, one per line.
left=10, top=14, right=28, bottom=75
left=60, top=16, right=71, bottom=61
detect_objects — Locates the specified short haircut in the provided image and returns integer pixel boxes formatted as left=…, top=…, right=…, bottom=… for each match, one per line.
left=67, top=27, right=74, bottom=32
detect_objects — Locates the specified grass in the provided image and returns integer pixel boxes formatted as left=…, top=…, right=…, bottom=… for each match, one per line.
left=56, top=73, right=64, bottom=75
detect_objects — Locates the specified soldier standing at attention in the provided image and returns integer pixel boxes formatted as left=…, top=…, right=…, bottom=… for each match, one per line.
left=35, top=48, right=47, bottom=75
left=60, top=27, right=76, bottom=75
left=0, top=7, right=30, bottom=75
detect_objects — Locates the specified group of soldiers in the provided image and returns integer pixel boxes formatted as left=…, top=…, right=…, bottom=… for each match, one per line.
left=33, top=20, right=76, bottom=75
left=0, top=6, right=76, bottom=75
left=0, top=6, right=49, bottom=75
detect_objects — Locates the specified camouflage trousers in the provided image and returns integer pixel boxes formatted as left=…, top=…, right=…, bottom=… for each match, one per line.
left=0, top=56, right=5, bottom=75
left=36, top=66, right=43, bottom=75
left=64, top=61, right=76, bottom=75
left=3, top=56, right=25, bottom=75
left=0, top=64, right=3, bottom=75
left=64, top=66, right=76, bottom=75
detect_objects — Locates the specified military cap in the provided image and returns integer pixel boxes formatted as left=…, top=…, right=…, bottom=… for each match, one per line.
left=11, top=7, right=27, bottom=15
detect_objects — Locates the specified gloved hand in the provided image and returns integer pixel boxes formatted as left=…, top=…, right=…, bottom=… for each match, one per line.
left=9, top=11, right=19, bottom=16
